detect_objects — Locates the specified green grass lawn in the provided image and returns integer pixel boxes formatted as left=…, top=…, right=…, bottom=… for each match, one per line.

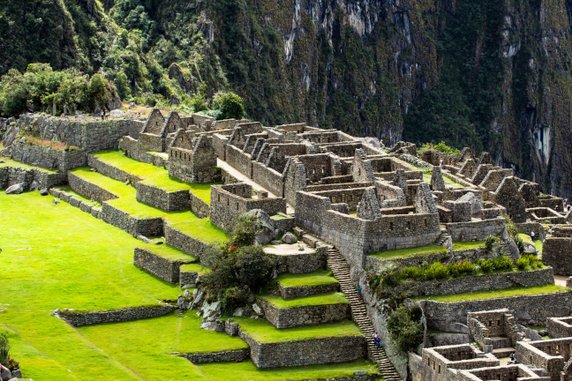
left=71, top=167, right=135, bottom=198
left=0, top=192, right=377, bottom=381
left=259, top=292, right=348, bottom=309
left=180, top=263, right=211, bottom=276
left=235, top=318, right=363, bottom=343
left=277, top=270, right=338, bottom=289
left=417, top=284, right=570, bottom=302
left=370, top=241, right=485, bottom=261
left=92, top=151, right=216, bottom=204
left=139, top=244, right=197, bottom=262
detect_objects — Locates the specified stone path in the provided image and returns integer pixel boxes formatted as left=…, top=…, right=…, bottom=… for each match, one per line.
left=327, top=248, right=403, bottom=381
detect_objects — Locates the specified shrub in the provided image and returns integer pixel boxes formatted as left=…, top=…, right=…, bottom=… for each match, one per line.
left=418, top=141, right=461, bottom=156
left=231, top=214, right=260, bottom=247
left=476, top=258, right=495, bottom=273
left=232, top=245, right=277, bottom=292
left=516, top=254, right=543, bottom=271
left=485, top=235, right=499, bottom=253
left=387, top=306, right=424, bottom=353
left=492, top=255, right=513, bottom=272
left=0, top=331, right=9, bottom=365
left=424, top=262, right=450, bottom=281
left=450, top=259, right=476, bottom=277
left=212, top=91, right=245, bottom=120
left=220, top=286, right=252, bottom=314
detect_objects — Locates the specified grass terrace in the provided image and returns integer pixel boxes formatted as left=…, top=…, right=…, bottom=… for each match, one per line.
left=259, top=292, right=348, bottom=309
left=277, top=270, right=338, bottom=289
left=370, top=241, right=486, bottom=261
left=180, top=263, right=211, bottom=276
left=92, top=150, right=218, bottom=204
left=140, top=244, right=197, bottom=262
left=234, top=318, right=362, bottom=343
left=416, top=284, right=570, bottom=303
left=71, top=167, right=135, bottom=197
left=69, top=167, right=227, bottom=243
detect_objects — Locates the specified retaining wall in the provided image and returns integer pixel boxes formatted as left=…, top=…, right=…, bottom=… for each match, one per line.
left=58, top=304, right=175, bottom=327
left=133, top=247, right=194, bottom=283
left=258, top=298, right=349, bottom=329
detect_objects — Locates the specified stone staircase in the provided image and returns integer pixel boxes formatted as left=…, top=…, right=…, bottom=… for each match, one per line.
left=435, top=230, right=452, bottom=246
left=327, top=248, right=403, bottom=381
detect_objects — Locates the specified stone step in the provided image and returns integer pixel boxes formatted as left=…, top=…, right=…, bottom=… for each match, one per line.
left=492, top=347, right=515, bottom=358
left=327, top=248, right=403, bottom=380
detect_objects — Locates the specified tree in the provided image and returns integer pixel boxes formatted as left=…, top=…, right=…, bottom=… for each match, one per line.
left=212, top=91, right=245, bottom=120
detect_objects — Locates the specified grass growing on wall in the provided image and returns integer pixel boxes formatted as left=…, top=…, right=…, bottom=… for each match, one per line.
left=259, top=292, right=348, bottom=310
left=417, top=284, right=570, bottom=302
left=277, top=270, right=339, bottom=289
left=370, top=241, right=486, bottom=261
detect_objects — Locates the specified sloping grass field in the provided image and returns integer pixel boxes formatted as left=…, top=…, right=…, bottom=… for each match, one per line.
left=0, top=192, right=376, bottom=380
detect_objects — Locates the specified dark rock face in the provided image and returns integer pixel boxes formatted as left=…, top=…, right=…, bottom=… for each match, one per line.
left=3, top=0, right=572, bottom=196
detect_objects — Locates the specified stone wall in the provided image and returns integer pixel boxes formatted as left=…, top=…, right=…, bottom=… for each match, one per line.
left=88, top=154, right=141, bottom=184
left=0, top=166, right=65, bottom=190
left=101, top=202, right=164, bottom=237
left=178, top=349, right=250, bottom=364
left=135, top=181, right=190, bottom=212
left=225, top=145, right=252, bottom=177
left=133, top=247, right=194, bottom=283
left=543, top=238, right=572, bottom=275
left=11, top=141, right=86, bottom=172
left=296, top=191, right=440, bottom=272
left=241, top=332, right=367, bottom=369
left=251, top=162, right=284, bottom=197
left=164, top=224, right=212, bottom=258
left=16, top=114, right=142, bottom=152
left=189, top=192, right=210, bottom=218
left=445, top=218, right=505, bottom=241
left=393, top=268, right=554, bottom=298
left=257, top=297, right=349, bottom=328
left=419, top=291, right=572, bottom=331
left=68, top=171, right=117, bottom=202
left=57, top=304, right=175, bottom=327
left=547, top=317, right=572, bottom=338
left=210, top=183, right=287, bottom=231
left=266, top=246, right=328, bottom=274
left=119, top=136, right=167, bottom=167
left=279, top=282, right=339, bottom=299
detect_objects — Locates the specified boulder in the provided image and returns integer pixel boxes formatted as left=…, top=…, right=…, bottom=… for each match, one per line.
left=245, top=209, right=278, bottom=245
left=5, top=183, right=24, bottom=195
left=40, top=188, right=49, bottom=196
left=29, top=180, right=40, bottom=191
left=252, top=303, right=264, bottom=316
left=281, top=232, right=298, bottom=244
left=201, top=301, right=222, bottom=322
left=522, top=242, right=538, bottom=255
left=0, top=365, right=12, bottom=381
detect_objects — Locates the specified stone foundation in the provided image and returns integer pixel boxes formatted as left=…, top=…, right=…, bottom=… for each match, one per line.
left=68, top=171, right=117, bottom=202
left=135, top=181, right=190, bottom=212
left=258, top=297, right=350, bottom=328
left=133, top=247, right=195, bottom=283
left=178, top=349, right=250, bottom=364
left=58, top=304, right=176, bottom=327
left=101, top=202, right=164, bottom=237
left=279, top=282, right=340, bottom=299
left=164, top=224, right=211, bottom=257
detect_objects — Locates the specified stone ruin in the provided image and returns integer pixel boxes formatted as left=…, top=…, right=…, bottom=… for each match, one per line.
left=3, top=108, right=572, bottom=381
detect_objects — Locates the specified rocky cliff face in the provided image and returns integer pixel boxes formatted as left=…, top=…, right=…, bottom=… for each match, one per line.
left=1, top=0, right=571, bottom=197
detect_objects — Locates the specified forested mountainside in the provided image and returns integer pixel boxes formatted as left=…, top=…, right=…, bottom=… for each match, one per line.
left=0, top=0, right=571, bottom=198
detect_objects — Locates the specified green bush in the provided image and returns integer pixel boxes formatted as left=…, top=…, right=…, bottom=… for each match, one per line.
left=424, top=262, right=450, bottom=281
left=232, top=245, right=276, bottom=292
left=0, top=331, right=9, bottom=365
left=212, top=91, right=245, bottom=120
left=450, top=259, right=476, bottom=277
left=491, top=255, right=513, bottom=272
left=387, top=306, right=423, bottom=353
left=418, top=141, right=461, bottom=156
left=231, top=214, right=260, bottom=247
left=220, top=286, right=252, bottom=314
left=485, top=235, right=499, bottom=253
left=516, top=255, right=543, bottom=271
